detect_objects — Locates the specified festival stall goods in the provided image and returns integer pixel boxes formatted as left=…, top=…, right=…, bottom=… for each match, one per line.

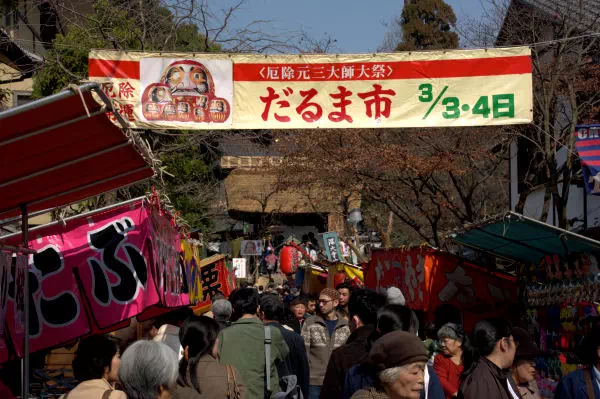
left=364, top=247, right=517, bottom=329
left=1, top=198, right=188, bottom=358
left=0, top=83, right=156, bottom=398
left=449, top=212, right=600, bottom=398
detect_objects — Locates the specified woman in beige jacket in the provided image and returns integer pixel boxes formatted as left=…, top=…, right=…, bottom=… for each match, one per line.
left=173, top=315, right=246, bottom=399
left=61, top=335, right=126, bottom=399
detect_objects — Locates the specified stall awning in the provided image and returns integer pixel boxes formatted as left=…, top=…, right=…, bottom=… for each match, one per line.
left=448, top=212, right=600, bottom=263
left=0, top=83, right=155, bottom=220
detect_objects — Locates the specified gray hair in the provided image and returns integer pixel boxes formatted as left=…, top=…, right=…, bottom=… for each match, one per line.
left=379, top=365, right=407, bottom=385
left=437, top=322, right=464, bottom=341
left=212, top=299, right=233, bottom=321
left=119, top=340, right=178, bottom=399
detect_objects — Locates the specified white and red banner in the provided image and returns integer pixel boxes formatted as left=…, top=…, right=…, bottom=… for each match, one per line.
left=89, top=48, right=533, bottom=129
left=1, top=199, right=188, bottom=358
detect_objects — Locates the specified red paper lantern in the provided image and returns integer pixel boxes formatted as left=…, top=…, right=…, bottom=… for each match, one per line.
left=280, top=245, right=300, bottom=275
left=334, top=271, right=346, bottom=287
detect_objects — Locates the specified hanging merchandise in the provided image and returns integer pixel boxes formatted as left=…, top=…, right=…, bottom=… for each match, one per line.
left=520, top=252, right=600, bottom=398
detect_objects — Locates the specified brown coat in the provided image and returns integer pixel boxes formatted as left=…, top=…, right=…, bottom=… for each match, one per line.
left=173, top=355, right=247, bottom=399
left=59, top=379, right=127, bottom=399
left=351, top=388, right=390, bottom=399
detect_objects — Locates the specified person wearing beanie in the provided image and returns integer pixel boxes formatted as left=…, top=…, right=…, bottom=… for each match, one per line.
left=351, top=331, right=428, bottom=399
left=387, top=287, right=406, bottom=306
left=302, top=287, right=351, bottom=399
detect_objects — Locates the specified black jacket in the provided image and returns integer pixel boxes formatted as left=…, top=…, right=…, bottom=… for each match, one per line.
left=320, top=325, right=375, bottom=399
left=265, top=321, right=310, bottom=398
left=285, top=317, right=306, bottom=334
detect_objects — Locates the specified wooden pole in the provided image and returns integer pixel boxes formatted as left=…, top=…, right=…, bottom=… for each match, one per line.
left=21, top=203, right=29, bottom=399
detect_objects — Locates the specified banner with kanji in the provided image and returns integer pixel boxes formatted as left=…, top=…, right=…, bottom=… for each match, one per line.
left=190, top=254, right=236, bottom=315
left=576, top=125, right=600, bottom=195
left=88, top=47, right=532, bottom=129
left=365, top=248, right=517, bottom=326
left=1, top=199, right=188, bottom=358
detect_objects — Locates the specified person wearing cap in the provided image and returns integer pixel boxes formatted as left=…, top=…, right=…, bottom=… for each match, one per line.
left=286, top=297, right=308, bottom=334
left=302, top=287, right=351, bottom=399
left=351, top=330, right=429, bottom=399
left=507, top=327, right=543, bottom=399
left=386, top=287, right=406, bottom=306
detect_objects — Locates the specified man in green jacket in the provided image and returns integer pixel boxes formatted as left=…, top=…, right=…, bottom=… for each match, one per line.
left=218, top=288, right=289, bottom=399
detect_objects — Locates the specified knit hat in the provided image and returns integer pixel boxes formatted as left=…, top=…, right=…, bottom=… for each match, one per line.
left=320, top=288, right=340, bottom=300
left=387, top=287, right=406, bottom=306
left=369, top=331, right=428, bottom=369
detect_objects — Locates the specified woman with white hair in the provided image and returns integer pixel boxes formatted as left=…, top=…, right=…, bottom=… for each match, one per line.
left=352, top=330, right=429, bottom=399
left=119, top=340, right=179, bottom=399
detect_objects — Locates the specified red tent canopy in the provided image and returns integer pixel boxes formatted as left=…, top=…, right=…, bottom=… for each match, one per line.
left=0, top=83, right=154, bottom=220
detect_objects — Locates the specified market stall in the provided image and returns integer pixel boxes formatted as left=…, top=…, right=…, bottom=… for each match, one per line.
left=449, top=211, right=600, bottom=397
left=0, top=83, right=157, bottom=398
left=363, top=246, right=517, bottom=329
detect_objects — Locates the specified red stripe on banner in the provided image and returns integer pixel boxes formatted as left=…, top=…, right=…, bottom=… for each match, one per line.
left=576, top=139, right=600, bottom=147
left=582, top=160, right=600, bottom=166
left=88, top=59, right=140, bottom=79
left=233, top=55, right=532, bottom=81
left=578, top=150, right=600, bottom=157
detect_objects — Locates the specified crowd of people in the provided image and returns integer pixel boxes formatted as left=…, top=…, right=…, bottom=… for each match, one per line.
left=54, top=283, right=600, bottom=399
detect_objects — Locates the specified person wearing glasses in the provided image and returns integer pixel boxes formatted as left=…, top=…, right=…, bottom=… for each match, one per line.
left=301, top=288, right=351, bottom=399
left=458, top=319, right=516, bottom=399
left=434, top=323, right=465, bottom=398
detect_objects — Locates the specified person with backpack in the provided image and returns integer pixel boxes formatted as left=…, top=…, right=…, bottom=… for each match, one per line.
left=218, top=288, right=289, bottom=399
left=260, top=293, right=309, bottom=398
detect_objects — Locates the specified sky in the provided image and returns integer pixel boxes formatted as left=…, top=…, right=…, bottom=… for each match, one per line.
left=217, top=0, right=494, bottom=53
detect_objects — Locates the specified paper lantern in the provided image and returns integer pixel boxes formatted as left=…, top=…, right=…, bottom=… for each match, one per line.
left=334, top=271, right=347, bottom=287
left=280, top=245, right=300, bottom=275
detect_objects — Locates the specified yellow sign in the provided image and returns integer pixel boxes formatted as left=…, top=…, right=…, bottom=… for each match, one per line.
left=89, top=48, right=532, bottom=129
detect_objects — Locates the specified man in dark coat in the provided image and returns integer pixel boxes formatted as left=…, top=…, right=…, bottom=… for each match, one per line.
left=260, top=293, right=310, bottom=398
left=319, top=289, right=387, bottom=399
left=555, top=327, right=600, bottom=398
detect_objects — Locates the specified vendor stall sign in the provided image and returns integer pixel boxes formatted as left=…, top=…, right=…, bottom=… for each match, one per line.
left=322, top=232, right=343, bottom=262
left=233, top=258, right=247, bottom=278
left=576, top=125, right=600, bottom=195
left=89, top=47, right=532, bottom=130
left=191, top=254, right=236, bottom=314
left=240, top=240, right=262, bottom=256
left=1, top=200, right=188, bottom=357
left=365, top=248, right=517, bottom=313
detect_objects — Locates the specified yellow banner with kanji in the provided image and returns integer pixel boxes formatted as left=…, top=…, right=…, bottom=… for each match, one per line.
left=89, top=48, right=532, bottom=129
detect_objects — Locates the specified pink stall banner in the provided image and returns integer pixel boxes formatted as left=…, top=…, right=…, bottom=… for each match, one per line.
left=2, top=199, right=188, bottom=357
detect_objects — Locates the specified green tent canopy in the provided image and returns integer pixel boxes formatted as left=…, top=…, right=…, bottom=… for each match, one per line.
left=448, top=212, right=600, bottom=263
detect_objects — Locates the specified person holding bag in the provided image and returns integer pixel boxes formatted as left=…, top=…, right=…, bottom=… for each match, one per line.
left=174, top=315, right=246, bottom=399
